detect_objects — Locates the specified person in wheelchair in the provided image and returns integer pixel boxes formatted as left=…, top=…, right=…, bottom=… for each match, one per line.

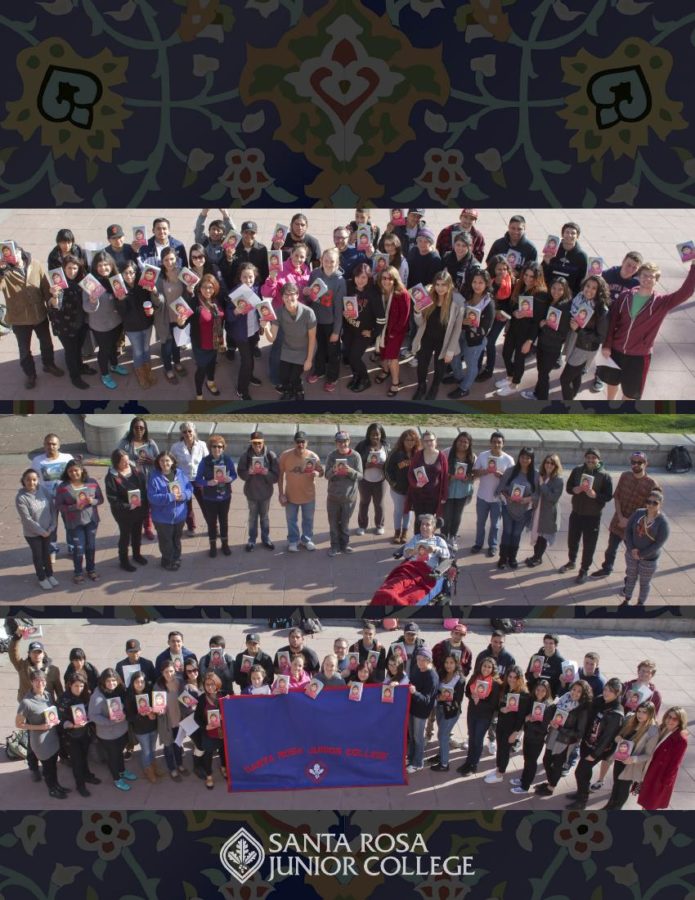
left=370, top=513, right=454, bottom=606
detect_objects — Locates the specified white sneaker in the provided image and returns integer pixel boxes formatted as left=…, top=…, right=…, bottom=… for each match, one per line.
left=356, top=528, right=366, bottom=536
left=406, top=764, right=422, bottom=774
left=510, top=777, right=522, bottom=786
left=39, top=578, right=53, bottom=591
left=495, top=377, right=510, bottom=388
left=375, top=526, right=385, bottom=535
left=520, top=389, right=536, bottom=400
left=302, top=540, right=316, bottom=551
left=484, top=771, right=503, bottom=784
left=496, top=383, right=517, bottom=396
left=48, top=576, right=59, bottom=587
left=407, top=357, right=418, bottom=367
left=511, top=786, right=530, bottom=794
left=287, top=543, right=299, bottom=553
left=488, top=740, right=497, bottom=756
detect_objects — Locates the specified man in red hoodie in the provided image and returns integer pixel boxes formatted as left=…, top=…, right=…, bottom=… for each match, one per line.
left=599, top=260, right=695, bottom=400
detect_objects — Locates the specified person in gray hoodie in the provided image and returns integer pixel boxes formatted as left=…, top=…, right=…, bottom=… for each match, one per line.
left=621, top=489, right=670, bottom=606
left=81, top=251, right=126, bottom=390
left=305, top=248, right=345, bottom=391
left=324, top=431, right=363, bottom=556
left=237, top=430, right=280, bottom=551
left=16, top=468, right=58, bottom=590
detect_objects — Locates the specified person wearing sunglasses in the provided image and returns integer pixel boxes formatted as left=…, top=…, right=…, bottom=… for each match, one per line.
left=620, top=490, right=670, bottom=607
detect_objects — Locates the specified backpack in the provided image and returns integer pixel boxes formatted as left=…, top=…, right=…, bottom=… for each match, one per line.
left=5, top=730, right=29, bottom=760
left=666, top=446, right=692, bottom=474
left=491, top=618, right=514, bottom=634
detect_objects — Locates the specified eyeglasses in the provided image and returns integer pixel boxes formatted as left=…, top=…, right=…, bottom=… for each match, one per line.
left=191, top=254, right=205, bottom=261
left=186, top=667, right=199, bottom=672
left=182, top=429, right=194, bottom=433
left=381, top=275, right=394, bottom=281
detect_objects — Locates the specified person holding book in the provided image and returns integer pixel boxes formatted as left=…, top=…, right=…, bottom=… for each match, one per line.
left=233, top=634, right=274, bottom=692
left=496, top=263, right=548, bottom=396
left=474, top=255, right=515, bottom=382
left=144, top=247, right=184, bottom=386
left=105, top=448, right=149, bottom=572
left=591, top=451, right=660, bottom=580
left=379, top=233, right=409, bottom=286
left=520, top=277, right=572, bottom=401
left=88, top=668, right=136, bottom=792
left=445, top=269, right=494, bottom=399
left=485, top=666, right=531, bottom=784
left=559, top=448, right=613, bottom=584
left=637, top=707, right=689, bottom=810
left=273, top=628, right=320, bottom=676
left=541, top=221, right=588, bottom=295
left=15, top=669, right=71, bottom=799
left=237, top=430, right=279, bottom=552
left=559, top=276, right=610, bottom=400
left=304, top=248, right=345, bottom=392
left=341, top=263, right=385, bottom=393
left=323, top=430, right=363, bottom=557
left=471, top=432, right=515, bottom=557
left=16, top=468, right=58, bottom=591
left=0, top=240, right=65, bottom=391
left=54, top=461, right=104, bottom=584
left=113, top=260, right=157, bottom=389
left=620, top=490, right=670, bottom=607
left=123, top=669, right=160, bottom=783
left=274, top=213, right=321, bottom=266
left=406, top=431, right=449, bottom=521
left=621, top=660, right=662, bottom=716
left=115, top=638, right=157, bottom=688
left=486, top=215, right=538, bottom=276
left=169, top=422, right=207, bottom=533
left=154, top=632, right=197, bottom=674
left=194, top=435, right=237, bottom=557
left=457, top=657, right=503, bottom=776
left=349, top=623, right=387, bottom=683
left=510, top=679, right=555, bottom=794
left=264, top=281, right=317, bottom=401
left=566, top=678, right=625, bottom=809
left=385, top=655, right=409, bottom=686
left=599, top=260, right=695, bottom=400
left=495, top=447, right=539, bottom=570
left=193, top=208, right=235, bottom=266
left=194, top=672, right=227, bottom=790
left=525, top=454, right=564, bottom=568
left=535, top=680, right=593, bottom=797
left=373, top=266, right=411, bottom=396
left=219, top=261, right=262, bottom=400
left=261, top=243, right=312, bottom=387
left=197, top=636, right=235, bottom=694
left=441, top=230, right=479, bottom=299
left=406, top=648, right=439, bottom=774
left=183, top=274, right=224, bottom=400
left=154, top=659, right=189, bottom=781
left=147, top=451, right=194, bottom=571
left=31, top=433, right=74, bottom=561
left=79, top=250, right=126, bottom=390
left=45, top=253, right=94, bottom=390
left=278, top=432, right=323, bottom=552
left=410, top=270, right=465, bottom=401
left=137, top=217, right=188, bottom=268
left=57, top=671, right=102, bottom=796
left=385, top=429, right=421, bottom=544
left=354, top=423, right=389, bottom=536
left=437, top=208, right=485, bottom=262
left=116, top=417, right=159, bottom=541
left=525, top=634, right=567, bottom=698
left=371, top=514, right=451, bottom=606
left=439, top=433, right=476, bottom=550
left=603, top=702, right=659, bottom=809
left=431, top=654, right=465, bottom=772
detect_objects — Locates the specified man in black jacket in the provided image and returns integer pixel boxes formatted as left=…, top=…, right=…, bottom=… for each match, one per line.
left=486, top=215, right=538, bottom=275
left=525, top=633, right=566, bottom=698
left=273, top=627, right=320, bottom=675
left=559, top=449, right=613, bottom=584
left=349, top=622, right=387, bottom=682
left=388, top=622, right=429, bottom=678
left=234, top=633, right=274, bottom=691
left=474, top=630, right=516, bottom=755
left=542, top=221, right=588, bottom=295
left=230, top=221, right=269, bottom=285
left=199, top=635, right=235, bottom=693
left=115, top=638, right=157, bottom=686
left=567, top=678, right=624, bottom=809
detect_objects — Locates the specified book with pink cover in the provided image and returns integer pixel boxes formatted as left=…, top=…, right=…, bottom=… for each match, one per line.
left=413, top=466, right=428, bottom=487
left=551, top=708, right=569, bottom=728
left=273, top=674, right=289, bottom=695
left=544, top=307, right=561, bottom=331
left=505, top=692, right=520, bottom=713
left=49, top=267, right=69, bottom=290
left=614, top=738, right=634, bottom=762
left=0, top=240, right=18, bottom=266
left=80, top=273, right=106, bottom=301
left=410, top=283, right=432, bottom=313
left=257, top=300, right=276, bottom=323
left=473, top=677, right=492, bottom=700
left=43, top=706, right=59, bottom=727
left=71, top=704, right=87, bottom=726
left=207, top=708, right=221, bottom=729
left=109, top=274, right=127, bottom=300
left=531, top=700, right=546, bottom=722
left=530, top=655, right=545, bottom=677
left=240, top=654, right=255, bottom=673
left=151, top=691, right=167, bottom=714
left=276, top=651, right=291, bottom=674
left=677, top=240, right=695, bottom=263
left=348, top=682, right=364, bottom=702
left=343, top=296, right=359, bottom=318
left=346, top=651, right=360, bottom=672
left=381, top=684, right=395, bottom=703
left=136, top=694, right=150, bottom=714
left=178, top=267, right=200, bottom=288
left=517, top=295, right=534, bottom=318
left=222, top=229, right=241, bottom=252
left=305, top=678, right=324, bottom=699
left=366, top=650, right=381, bottom=671
left=107, top=697, right=123, bottom=720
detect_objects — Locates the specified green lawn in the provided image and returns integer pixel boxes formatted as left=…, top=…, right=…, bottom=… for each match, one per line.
left=147, top=414, right=695, bottom=433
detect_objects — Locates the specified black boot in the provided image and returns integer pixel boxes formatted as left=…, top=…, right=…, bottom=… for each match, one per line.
left=221, top=540, right=232, bottom=556
left=508, top=547, right=519, bottom=569
left=119, top=554, right=136, bottom=572
left=412, top=382, right=427, bottom=401
left=426, top=380, right=440, bottom=401
left=353, top=376, right=371, bottom=393
left=526, top=537, right=547, bottom=567
left=497, top=544, right=509, bottom=569
left=209, top=541, right=217, bottom=558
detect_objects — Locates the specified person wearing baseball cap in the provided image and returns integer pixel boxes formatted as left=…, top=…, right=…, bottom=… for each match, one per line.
left=325, top=431, right=363, bottom=557
left=194, top=208, right=235, bottom=266
left=226, top=219, right=269, bottom=285
left=559, top=449, right=614, bottom=584
left=234, top=632, right=274, bottom=691
left=407, top=644, right=439, bottom=774
left=436, top=209, right=485, bottom=262
left=237, top=431, right=279, bottom=552
left=592, top=451, right=660, bottom=579
left=278, top=432, right=323, bottom=552
left=103, top=224, right=138, bottom=267
left=115, top=638, right=156, bottom=685
left=381, top=208, right=426, bottom=258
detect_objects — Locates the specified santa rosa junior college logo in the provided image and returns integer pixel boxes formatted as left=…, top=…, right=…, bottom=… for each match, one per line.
left=220, top=827, right=265, bottom=884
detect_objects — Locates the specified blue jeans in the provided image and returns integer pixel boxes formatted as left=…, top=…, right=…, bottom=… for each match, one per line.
left=408, top=715, right=427, bottom=768
left=474, top=497, right=502, bottom=550
left=482, top=317, right=506, bottom=373
left=436, top=706, right=460, bottom=767
left=127, top=329, right=152, bottom=368
left=285, top=500, right=315, bottom=544
left=247, top=498, right=271, bottom=543
left=66, top=521, right=97, bottom=575
left=269, top=325, right=284, bottom=385
left=451, top=339, right=485, bottom=393
left=390, top=489, right=412, bottom=533
left=500, top=505, right=527, bottom=554
left=465, top=712, right=491, bottom=770
left=137, top=730, right=156, bottom=769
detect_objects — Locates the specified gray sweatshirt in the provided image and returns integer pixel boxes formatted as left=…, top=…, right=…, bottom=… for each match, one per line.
left=16, top=485, right=56, bottom=537
left=88, top=689, right=129, bottom=741
left=324, top=449, right=363, bottom=501
left=83, top=288, right=122, bottom=332
left=307, top=270, right=346, bottom=334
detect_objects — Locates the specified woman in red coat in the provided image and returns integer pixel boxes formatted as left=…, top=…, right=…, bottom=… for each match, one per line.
left=638, top=706, right=688, bottom=810
left=406, top=431, right=449, bottom=521
left=374, top=266, right=411, bottom=397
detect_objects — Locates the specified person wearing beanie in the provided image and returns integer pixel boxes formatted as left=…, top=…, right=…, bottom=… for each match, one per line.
left=406, top=229, right=442, bottom=290
left=559, top=450, right=613, bottom=584
left=324, top=432, right=363, bottom=557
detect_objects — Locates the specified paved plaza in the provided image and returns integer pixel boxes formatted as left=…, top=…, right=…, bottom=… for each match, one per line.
left=1, top=618, right=692, bottom=811
left=1, top=207, right=695, bottom=403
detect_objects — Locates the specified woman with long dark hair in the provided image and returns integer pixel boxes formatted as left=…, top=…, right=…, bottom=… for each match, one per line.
left=560, top=275, right=610, bottom=400
left=484, top=665, right=531, bottom=784
left=105, top=448, right=149, bottom=571
left=535, top=680, right=593, bottom=797
left=220, top=261, right=262, bottom=401
left=431, top=654, right=465, bottom=773
left=406, top=431, right=449, bottom=521
left=182, top=273, right=225, bottom=400
left=153, top=246, right=188, bottom=385
left=526, top=453, right=564, bottom=567
left=638, top=707, right=689, bottom=810
left=477, top=255, right=515, bottom=381
left=54, top=460, right=104, bottom=584
left=124, top=669, right=160, bottom=783
left=603, top=701, right=659, bottom=809
left=88, top=668, right=136, bottom=791
left=447, top=269, right=495, bottom=399
left=385, top=429, right=421, bottom=544
left=82, top=250, right=125, bottom=391
left=116, top=259, right=157, bottom=389
left=495, top=447, right=538, bottom=570
left=496, top=262, right=548, bottom=396
left=354, top=422, right=389, bottom=535
left=194, top=672, right=227, bottom=790
left=442, top=432, right=476, bottom=548
left=117, top=416, right=158, bottom=542
left=342, top=262, right=385, bottom=393
left=57, top=671, right=101, bottom=796
left=411, top=270, right=464, bottom=401
left=16, top=467, right=57, bottom=591
left=147, top=451, right=193, bottom=571
left=521, top=277, right=572, bottom=401
left=457, top=656, right=503, bottom=776
left=374, top=267, right=411, bottom=397
left=46, top=253, right=94, bottom=390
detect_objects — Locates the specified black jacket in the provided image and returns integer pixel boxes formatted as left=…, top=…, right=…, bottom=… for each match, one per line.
left=556, top=701, right=591, bottom=746
left=526, top=648, right=567, bottom=698
left=465, top=678, right=502, bottom=721
left=234, top=649, right=274, bottom=690
left=273, top=645, right=320, bottom=675
left=406, top=249, right=443, bottom=289
left=543, top=243, right=588, bottom=295
left=582, top=697, right=625, bottom=761
left=343, top=280, right=385, bottom=340
left=115, top=655, right=157, bottom=686
left=486, top=234, right=538, bottom=273
left=46, top=279, right=87, bottom=339
left=537, top=298, right=572, bottom=352
left=566, top=464, right=613, bottom=516
left=474, top=645, right=516, bottom=678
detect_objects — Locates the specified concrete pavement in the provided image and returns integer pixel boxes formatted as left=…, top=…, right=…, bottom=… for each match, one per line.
left=1, top=207, right=695, bottom=403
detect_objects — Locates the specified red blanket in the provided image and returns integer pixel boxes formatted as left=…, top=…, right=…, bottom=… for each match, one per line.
left=370, top=559, right=437, bottom=606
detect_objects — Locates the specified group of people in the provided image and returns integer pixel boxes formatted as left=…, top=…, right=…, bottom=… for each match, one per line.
left=9, top=620, right=687, bottom=810
left=2, top=208, right=693, bottom=401
left=16, top=424, right=670, bottom=606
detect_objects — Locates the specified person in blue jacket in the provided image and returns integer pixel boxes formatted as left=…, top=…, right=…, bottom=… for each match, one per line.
left=406, top=647, right=440, bottom=774
left=194, top=435, right=238, bottom=557
left=147, top=451, right=193, bottom=571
